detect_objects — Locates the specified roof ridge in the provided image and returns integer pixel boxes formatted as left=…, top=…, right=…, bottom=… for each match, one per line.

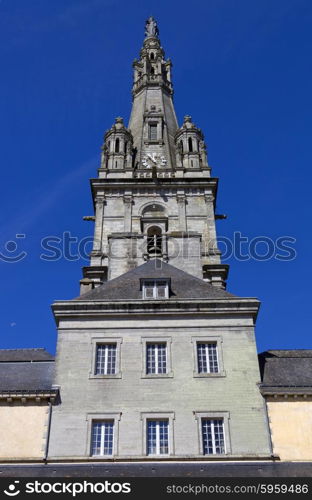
left=0, top=348, right=46, bottom=352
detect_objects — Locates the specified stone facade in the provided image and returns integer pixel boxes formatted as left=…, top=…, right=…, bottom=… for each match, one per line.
left=49, top=307, right=271, bottom=459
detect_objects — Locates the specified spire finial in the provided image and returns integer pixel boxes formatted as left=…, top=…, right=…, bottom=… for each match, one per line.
left=145, top=16, right=159, bottom=38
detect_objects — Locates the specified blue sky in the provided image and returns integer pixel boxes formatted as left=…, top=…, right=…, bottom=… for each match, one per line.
left=0, top=0, right=311, bottom=354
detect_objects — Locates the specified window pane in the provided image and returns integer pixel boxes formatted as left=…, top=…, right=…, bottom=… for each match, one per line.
left=96, top=344, right=117, bottom=375
left=158, top=420, right=169, bottom=454
left=91, top=421, right=114, bottom=456
left=143, top=280, right=169, bottom=299
left=146, top=344, right=156, bottom=374
left=147, top=420, right=157, bottom=455
left=156, top=281, right=167, bottom=298
left=149, top=124, right=157, bottom=140
left=145, top=286, right=154, bottom=298
left=202, top=419, right=225, bottom=455
left=147, top=420, right=168, bottom=455
left=213, top=419, right=225, bottom=454
left=197, top=343, right=219, bottom=373
left=157, top=286, right=166, bottom=298
left=146, top=343, right=167, bottom=374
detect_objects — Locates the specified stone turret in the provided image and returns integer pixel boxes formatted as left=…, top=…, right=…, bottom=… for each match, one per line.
left=99, top=117, right=133, bottom=178
left=175, top=115, right=209, bottom=173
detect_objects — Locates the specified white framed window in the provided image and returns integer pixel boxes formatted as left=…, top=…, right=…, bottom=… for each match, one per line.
left=147, top=420, right=169, bottom=455
left=142, top=279, right=169, bottom=299
left=141, top=412, right=175, bottom=456
left=86, top=413, right=121, bottom=457
left=191, top=336, right=225, bottom=378
left=202, top=419, right=225, bottom=455
left=194, top=412, right=230, bottom=456
left=197, top=342, right=219, bottom=373
left=96, top=344, right=117, bottom=375
left=90, top=337, right=122, bottom=379
left=141, top=337, right=173, bottom=378
left=146, top=343, right=167, bottom=374
left=91, top=420, right=114, bottom=456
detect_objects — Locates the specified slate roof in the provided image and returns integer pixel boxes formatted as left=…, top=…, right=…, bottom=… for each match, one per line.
left=0, top=349, right=55, bottom=392
left=1, top=462, right=312, bottom=478
left=0, top=348, right=54, bottom=362
left=76, top=259, right=235, bottom=301
left=259, top=350, right=312, bottom=388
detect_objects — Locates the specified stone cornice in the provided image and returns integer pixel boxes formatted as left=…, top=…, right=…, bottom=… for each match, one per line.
left=261, top=385, right=312, bottom=397
left=90, top=177, right=218, bottom=188
left=52, top=298, right=260, bottom=323
left=0, top=389, right=59, bottom=403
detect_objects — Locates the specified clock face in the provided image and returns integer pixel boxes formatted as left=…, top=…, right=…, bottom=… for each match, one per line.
left=142, top=153, right=167, bottom=168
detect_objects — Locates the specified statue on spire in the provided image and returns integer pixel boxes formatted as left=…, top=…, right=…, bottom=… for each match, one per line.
left=145, top=16, right=159, bottom=38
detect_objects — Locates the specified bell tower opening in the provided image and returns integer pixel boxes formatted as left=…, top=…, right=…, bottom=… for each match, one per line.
left=147, top=226, right=162, bottom=257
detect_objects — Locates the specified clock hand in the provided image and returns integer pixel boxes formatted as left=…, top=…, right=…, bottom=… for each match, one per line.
left=147, top=153, right=157, bottom=163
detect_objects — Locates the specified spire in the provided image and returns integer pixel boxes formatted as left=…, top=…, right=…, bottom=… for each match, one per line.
left=128, top=18, right=178, bottom=173
left=98, top=18, right=210, bottom=180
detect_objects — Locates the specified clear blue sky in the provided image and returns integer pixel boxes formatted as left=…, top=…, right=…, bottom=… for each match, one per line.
left=0, top=0, right=311, bottom=354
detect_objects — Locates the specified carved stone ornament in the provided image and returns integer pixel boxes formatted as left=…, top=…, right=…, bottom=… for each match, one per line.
left=145, top=16, right=159, bottom=38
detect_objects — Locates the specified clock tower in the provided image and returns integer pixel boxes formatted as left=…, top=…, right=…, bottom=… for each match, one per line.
left=82, top=16, right=227, bottom=288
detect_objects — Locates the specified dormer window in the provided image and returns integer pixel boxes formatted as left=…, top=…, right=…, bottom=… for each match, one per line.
left=142, top=279, right=169, bottom=299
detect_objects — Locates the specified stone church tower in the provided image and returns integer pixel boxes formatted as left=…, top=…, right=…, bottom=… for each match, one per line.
left=49, top=18, right=272, bottom=461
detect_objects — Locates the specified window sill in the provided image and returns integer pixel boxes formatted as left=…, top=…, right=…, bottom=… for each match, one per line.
left=193, top=371, right=226, bottom=378
left=141, top=372, right=173, bottom=379
left=89, top=373, right=122, bottom=380
left=146, top=454, right=171, bottom=458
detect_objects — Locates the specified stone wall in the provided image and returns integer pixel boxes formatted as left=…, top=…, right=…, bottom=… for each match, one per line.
left=0, top=404, right=48, bottom=459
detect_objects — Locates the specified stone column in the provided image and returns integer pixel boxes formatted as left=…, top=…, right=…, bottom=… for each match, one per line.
left=204, top=193, right=219, bottom=259
left=92, top=195, right=105, bottom=254
left=176, top=192, right=187, bottom=231
left=123, top=194, right=133, bottom=232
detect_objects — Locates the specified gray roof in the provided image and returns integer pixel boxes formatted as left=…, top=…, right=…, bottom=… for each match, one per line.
left=0, top=349, right=55, bottom=392
left=76, top=259, right=235, bottom=301
left=1, top=462, right=312, bottom=478
left=259, top=350, right=312, bottom=388
left=0, top=348, right=54, bottom=362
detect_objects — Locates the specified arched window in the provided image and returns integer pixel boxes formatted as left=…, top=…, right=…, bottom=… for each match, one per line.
left=188, top=137, right=193, bottom=152
left=147, top=226, right=162, bottom=256
left=124, top=141, right=128, bottom=153
left=151, top=67, right=155, bottom=75
left=115, top=138, right=120, bottom=153
left=108, top=141, right=111, bottom=152
left=142, top=204, right=165, bottom=217
left=179, top=140, right=183, bottom=153
left=150, top=53, right=155, bottom=60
